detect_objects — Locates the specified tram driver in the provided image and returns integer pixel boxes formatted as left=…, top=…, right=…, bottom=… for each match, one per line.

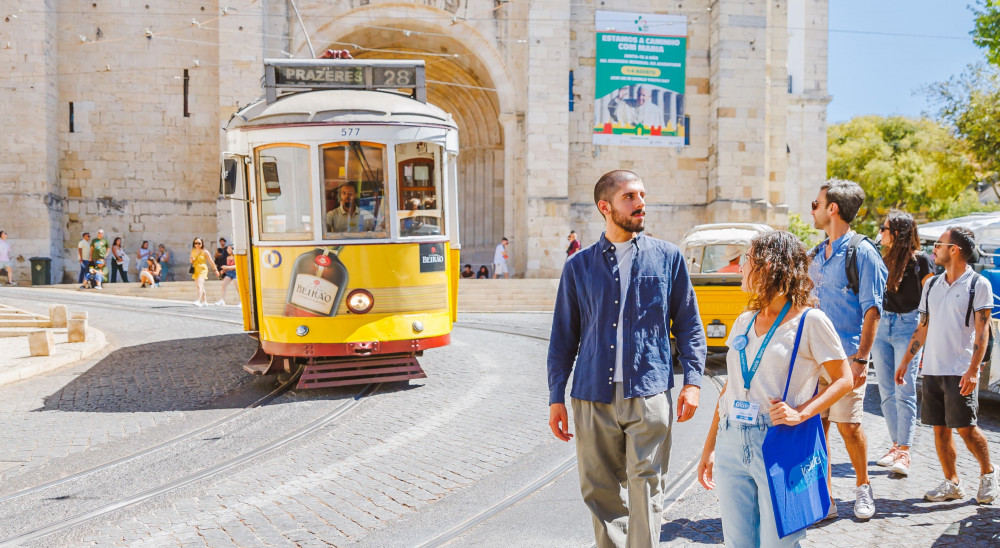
left=326, top=183, right=362, bottom=233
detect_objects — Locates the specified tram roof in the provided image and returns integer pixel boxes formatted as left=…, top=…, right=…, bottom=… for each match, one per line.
left=227, top=89, right=458, bottom=130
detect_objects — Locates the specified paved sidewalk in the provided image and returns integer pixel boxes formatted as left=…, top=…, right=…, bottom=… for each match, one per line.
left=0, top=305, right=108, bottom=389
left=660, top=374, right=1000, bottom=546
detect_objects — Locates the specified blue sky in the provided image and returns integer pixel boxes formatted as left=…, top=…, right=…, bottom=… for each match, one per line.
left=827, top=0, right=986, bottom=123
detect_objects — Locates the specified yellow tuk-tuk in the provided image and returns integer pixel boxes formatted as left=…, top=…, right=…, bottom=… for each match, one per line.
left=679, top=223, right=773, bottom=351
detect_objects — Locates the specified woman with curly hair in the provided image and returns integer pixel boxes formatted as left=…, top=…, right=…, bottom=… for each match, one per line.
left=872, top=210, right=934, bottom=475
left=697, top=230, right=853, bottom=547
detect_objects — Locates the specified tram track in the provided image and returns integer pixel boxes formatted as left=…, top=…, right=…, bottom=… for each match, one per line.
left=420, top=322, right=725, bottom=548
left=0, top=383, right=378, bottom=547
left=0, top=289, right=381, bottom=546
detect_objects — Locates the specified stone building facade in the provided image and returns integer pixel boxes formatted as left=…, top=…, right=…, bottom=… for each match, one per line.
left=1, top=0, right=828, bottom=282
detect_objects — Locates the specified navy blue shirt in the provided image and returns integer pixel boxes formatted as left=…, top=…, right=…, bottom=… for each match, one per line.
left=547, top=233, right=707, bottom=404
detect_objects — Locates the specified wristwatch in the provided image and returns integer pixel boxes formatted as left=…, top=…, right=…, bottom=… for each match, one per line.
left=853, top=357, right=869, bottom=365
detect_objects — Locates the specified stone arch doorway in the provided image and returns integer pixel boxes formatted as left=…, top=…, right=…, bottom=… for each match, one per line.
left=320, top=24, right=507, bottom=267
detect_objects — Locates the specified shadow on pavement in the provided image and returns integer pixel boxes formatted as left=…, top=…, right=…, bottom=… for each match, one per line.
left=661, top=517, right=724, bottom=545
left=930, top=505, right=1000, bottom=546
left=35, top=333, right=263, bottom=413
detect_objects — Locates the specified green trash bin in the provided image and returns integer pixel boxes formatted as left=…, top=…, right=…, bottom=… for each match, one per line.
left=29, top=257, right=51, bottom=286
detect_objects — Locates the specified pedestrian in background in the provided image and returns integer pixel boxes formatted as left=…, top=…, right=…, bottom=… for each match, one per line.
left=567, top=230, right=582, bottom=258
left=214, top=237, right=229, bottom=271
left=460, top=264, right=474, bottom=279
left=809, top=179, right=886, bottom=520
left=155, top=244, right=171, bottom=282
left=548, top=170, right=706, bottom=548
left=190, top=238, right=218, bottom=307
left=77, top=232, right=92, bottom=285
left=215, top=244, right=237, bottom=305
left=0, top=230, right=14, bottom=285
left=135, top=240, right=151, bottom=279
left=476, top=265, right=489, bottom=279
left=895, top=226, right=998, bottom=504
left=493, top=237, right=509, bottom=278
left=91, top=229, right=109, bottom=279
left=139, top=257, right=161, bottom=288
left=109, top=237, right=129, bottom=283
left=872, top=210, right=933, bottom=476
left=697, top=230, right=852, bottom=547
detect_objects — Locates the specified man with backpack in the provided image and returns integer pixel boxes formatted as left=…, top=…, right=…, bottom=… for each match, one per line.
left=809, top=179, right=887, bottom=520
left=894, top=226, right=997, bottom=504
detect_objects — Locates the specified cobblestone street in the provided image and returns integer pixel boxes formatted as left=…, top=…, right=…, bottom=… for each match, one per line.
left=0, top=295, right=996, bottom=547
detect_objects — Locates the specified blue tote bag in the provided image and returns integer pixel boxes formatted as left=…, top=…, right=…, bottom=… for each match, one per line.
left=761, top=309, right=831, bottom=538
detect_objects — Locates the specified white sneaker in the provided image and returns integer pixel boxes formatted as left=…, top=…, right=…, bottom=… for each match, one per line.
left=890, top=451, right=911, bottom=476
left=194, top=301, right=204, bottom=307
left=823, top=500, right=837, bottom=521
left=978, top=467, right=998, bottom=504
left=925, top=479, right=965, bottom=502
left=854, top=483, right=875, bottom=519
left=214, top=299, right=225, bottom=306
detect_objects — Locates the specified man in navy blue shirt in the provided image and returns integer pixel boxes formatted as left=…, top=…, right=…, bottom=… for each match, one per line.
left=547, top=170, right=706, bottom=548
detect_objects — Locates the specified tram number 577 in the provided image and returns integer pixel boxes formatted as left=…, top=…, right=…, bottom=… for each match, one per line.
left=340, top=128, right=360, bottom=137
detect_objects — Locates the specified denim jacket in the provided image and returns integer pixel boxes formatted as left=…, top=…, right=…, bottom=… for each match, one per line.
left=547, top=233, right=707, bottom=404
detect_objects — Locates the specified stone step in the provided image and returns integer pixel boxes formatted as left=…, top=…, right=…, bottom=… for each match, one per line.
left=0, top=319, right=51, bottom=328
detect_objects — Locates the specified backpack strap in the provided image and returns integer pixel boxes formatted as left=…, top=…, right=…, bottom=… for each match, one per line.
left=845, top=233, right=872, bottom=295
left=967, top=272, right=981, bottom=328
left=923, top=273, right=941, bottom=315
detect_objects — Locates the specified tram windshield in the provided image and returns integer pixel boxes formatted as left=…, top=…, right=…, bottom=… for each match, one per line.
left=257, top=145, right=312, bottom=240
left=322, top=142, right=388, bottom=240
left=396, top=142, right=444, bottom=237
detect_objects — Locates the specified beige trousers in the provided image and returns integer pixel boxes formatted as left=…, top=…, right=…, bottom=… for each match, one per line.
left=571, top=383, right=674, bottom=548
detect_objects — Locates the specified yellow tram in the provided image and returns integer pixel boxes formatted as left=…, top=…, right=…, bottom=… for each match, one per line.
left=220, top=59, right=460, bottom=389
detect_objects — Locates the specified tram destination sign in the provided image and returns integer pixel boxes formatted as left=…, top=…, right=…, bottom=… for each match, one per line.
left=264, top=59, right=426, bottom=103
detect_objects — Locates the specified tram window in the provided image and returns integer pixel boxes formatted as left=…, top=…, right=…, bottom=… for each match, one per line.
left=396, top=142, right=444, bottom=237
left=321, top=141, right=388, bottom=240
left=256, top=145, right=312, bottom=239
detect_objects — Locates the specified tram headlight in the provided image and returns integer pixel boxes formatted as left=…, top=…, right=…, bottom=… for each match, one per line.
left=346, top=289, right=374, bottom=314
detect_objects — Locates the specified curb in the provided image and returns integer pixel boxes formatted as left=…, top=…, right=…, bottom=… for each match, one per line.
left=0, top=326, right=110, bottom=389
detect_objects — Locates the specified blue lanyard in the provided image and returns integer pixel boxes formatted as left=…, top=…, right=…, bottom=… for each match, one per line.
left=737, top=301, right=792, bottom=391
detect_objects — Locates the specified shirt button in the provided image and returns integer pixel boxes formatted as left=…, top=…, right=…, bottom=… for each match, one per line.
left=615, top=300, right=619, bottom=304
left=610, top=345, right=614, bottom=349
left=613, top=323, right=617, bottom=327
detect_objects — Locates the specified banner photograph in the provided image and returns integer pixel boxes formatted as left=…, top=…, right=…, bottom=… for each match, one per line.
left=593, top=11, right=687, bottom=147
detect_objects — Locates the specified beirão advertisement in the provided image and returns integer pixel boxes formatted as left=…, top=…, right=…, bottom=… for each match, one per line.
left=593, top=10, right=687, bottom=148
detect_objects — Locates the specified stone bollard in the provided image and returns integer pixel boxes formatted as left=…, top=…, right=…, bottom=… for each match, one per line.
left=70, top=311, right=88, bottom=321
left=49, top=305, right=68, bottom=328
left=28, top=330, right=55, bottom=356
left=67, top=318, right=88, bottom=343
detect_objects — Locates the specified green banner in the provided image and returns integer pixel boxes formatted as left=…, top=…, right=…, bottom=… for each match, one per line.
left=594, top=11, right=688, bottom=147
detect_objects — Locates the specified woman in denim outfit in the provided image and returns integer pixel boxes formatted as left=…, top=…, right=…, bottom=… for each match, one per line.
left=872, top=211, right=933, bottom=475
left=697, top=231, right=853, bottom=547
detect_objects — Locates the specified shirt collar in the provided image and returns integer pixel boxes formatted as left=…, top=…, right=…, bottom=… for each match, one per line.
left=599, top=232, right=643, bottom=254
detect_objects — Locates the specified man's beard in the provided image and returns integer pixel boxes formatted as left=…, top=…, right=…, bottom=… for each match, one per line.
left=611, top=207, right=645, bottom=233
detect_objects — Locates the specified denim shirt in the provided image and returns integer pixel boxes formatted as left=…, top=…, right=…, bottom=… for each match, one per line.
left=547, top=233, right=707, bottom=404
left=809, top=232, right=887, bottom=357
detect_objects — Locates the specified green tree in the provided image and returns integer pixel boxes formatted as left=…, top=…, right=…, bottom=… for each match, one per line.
left=972, top=0, right=1000, bottom=66
left=925, top=63, right=1000, bottom=195
left=827, top=115, right=978, bottom=237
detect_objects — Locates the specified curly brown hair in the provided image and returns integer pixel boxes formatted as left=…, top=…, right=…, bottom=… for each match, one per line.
left=745, top=231, right=817, bottom=312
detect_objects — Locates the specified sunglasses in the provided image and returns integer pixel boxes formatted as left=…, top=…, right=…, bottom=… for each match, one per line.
left=879, top=225, right=889, bottom=232
left=933, top=242, right=957, bottom=249
left=811, top=200, right=820, bottom=211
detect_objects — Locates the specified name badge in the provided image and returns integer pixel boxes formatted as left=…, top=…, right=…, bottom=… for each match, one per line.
left=730, top=399, right=760, bottom=424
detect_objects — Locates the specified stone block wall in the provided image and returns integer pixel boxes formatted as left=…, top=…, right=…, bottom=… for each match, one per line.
left=1, top=0, right=829, bottom=281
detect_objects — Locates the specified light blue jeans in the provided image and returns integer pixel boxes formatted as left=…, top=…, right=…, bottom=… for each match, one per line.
left=871, top=309, right=921, bottom=447
left=715, top=415, right=805, bottom=548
